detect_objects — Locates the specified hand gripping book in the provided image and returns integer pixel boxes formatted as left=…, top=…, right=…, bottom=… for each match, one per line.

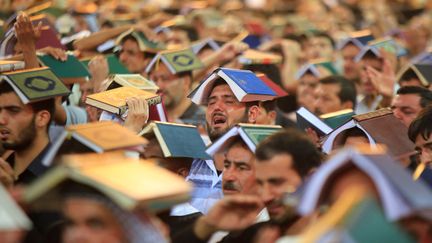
left=188, top=67, right=277, bottom=105
left=80, top=54, right=130, bottom=75
left=206, top=123, right=282, bottom=156
left=85, top=86, right=161, bottom=116
left=322, top=108, right=415, bottom=159
left=140, top=121, right=210, bottom=160
left=24, top=152, right=192, bottom=212
left=42, top=121, right=148, bottom=166
left=38, top=53, right=91, bottom=84
left=0, top=67, right=70, bottom=104
left=296, top=107, right=333, bottom=137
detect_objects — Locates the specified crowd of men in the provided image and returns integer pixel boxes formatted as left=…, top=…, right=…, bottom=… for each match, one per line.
left=1, top=0, right=432, bottom=242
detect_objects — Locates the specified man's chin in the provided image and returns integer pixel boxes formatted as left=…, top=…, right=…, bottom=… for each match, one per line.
left=267, top=205, right=285, bottom=220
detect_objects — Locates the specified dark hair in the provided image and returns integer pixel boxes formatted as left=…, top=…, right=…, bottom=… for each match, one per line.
left=205, top=78, right=258, bottom=113
left=319, top=75, right=357, bottom=109
left=408, top=105, right=432, bottom=142
left=396, top=86, right=432, bottom=108
left=256, top=129, right=322, bottom=178
left=0, top=82, right=55, bottom=128
left=399, top=69, right=419, bottom=83
left=171, top=25, right=199, bottom=42
left=308, top=31, right=335, bottom=49
left=335, top=127, right=369, bottom=146
left=243, top=64, right=282, bottom=87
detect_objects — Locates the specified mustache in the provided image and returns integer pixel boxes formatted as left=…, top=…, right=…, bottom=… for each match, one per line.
left=223, top=181, right=240, bottom=191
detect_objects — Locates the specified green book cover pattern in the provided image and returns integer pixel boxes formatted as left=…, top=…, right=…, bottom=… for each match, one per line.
left=323, top=112, right=355, bottom=129
left=39, top=54, right=90, bottom=78
left=5, top=68, right=70, bottom=101
left=162, top=49, right=204, bottom=73
left=156, top=123, right=210, bottom=159
left=241, top=126, right=281, bottom=146
left=343, top=198, right=414, bottom=243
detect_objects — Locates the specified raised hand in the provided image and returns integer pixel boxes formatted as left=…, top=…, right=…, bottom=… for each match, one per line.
left=87, top=55, right=109, bottom=93
left=38, top=46, right=68, bottom=61
left=14, top=12, right=42, bottom=46
left=194, top=194, right=264, bottom=240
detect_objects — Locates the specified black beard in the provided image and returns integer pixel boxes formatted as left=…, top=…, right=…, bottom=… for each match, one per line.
left=206, top=111, right=249, bottom=142
left=2, top=117, right=36, bottom=152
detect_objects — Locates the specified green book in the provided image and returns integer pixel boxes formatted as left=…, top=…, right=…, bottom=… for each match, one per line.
left=145, top=48, right=204, bottom=74
left=206, top=123, right=282, bottom=156
left=320, top=109, right=355, bottom=129
left=38, top=53, right=90, bottom=82
left=81, top=54, right=130, bottom=75
left=140, top=122, right=211, bottom=160
left=342, top=197, right=414, bottom=243
left=1, top=67, right=70, bottom=104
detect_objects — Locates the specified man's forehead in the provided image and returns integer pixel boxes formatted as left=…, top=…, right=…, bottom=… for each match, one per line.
left=0, top=92, right=25, bottom=107
left=209, top=84, right=236, bottom=98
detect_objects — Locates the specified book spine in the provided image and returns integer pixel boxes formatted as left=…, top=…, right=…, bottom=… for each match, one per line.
left=146, top=95, right=162, bottom=106
left=0, top=62, right=25, bottom=72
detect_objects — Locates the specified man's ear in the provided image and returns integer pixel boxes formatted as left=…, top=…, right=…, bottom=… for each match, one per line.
left=247, top=105, right=260, bottom=124
left=35, top=110, right=51, bottom=128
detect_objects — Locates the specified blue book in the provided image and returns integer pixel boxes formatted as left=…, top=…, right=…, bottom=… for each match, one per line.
left=189, top=67, right=277, bottom=105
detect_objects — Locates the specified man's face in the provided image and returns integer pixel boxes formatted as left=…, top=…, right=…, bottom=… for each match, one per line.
left=314, top=83, right=344, bottom=115
left=359, top=57, right=383, bottom=96
left=415, top=134, right=432, bottom=166
left=62, top=197, right=127, bottom=243
left=391, top=94, right=422, bottom=127
left=222, top=143, right=256, bottom=195
left=206, top=84, right=247, bottom=141
left=297, top=74, right=319, bottom=111
left=149, top=64, right=189, bottom=109
left=255, top=154, right=302, bottom=220
left=119, top=39, right=148, bottom=73
left=305, top=36, right=334, bottom=60
left=342, top=44, right=361, bottom=80
left=0, top=92, right=36, bottom=151
left=166, top=29, right=190, bottom=48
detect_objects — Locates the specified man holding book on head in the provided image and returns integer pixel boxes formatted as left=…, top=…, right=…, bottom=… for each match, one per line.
left=184, top=67, right=278, bottom=215
left=173, top=129, right=322, bottom=243
left=0, top=71, right=69, bottom=187
left=116, top=29, right=165, bottom=76
left=146, top=48, right=206, bottom=127
left=391, top=86, right=432, bottom=127
left=313, top=75, right=357, bottom=116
